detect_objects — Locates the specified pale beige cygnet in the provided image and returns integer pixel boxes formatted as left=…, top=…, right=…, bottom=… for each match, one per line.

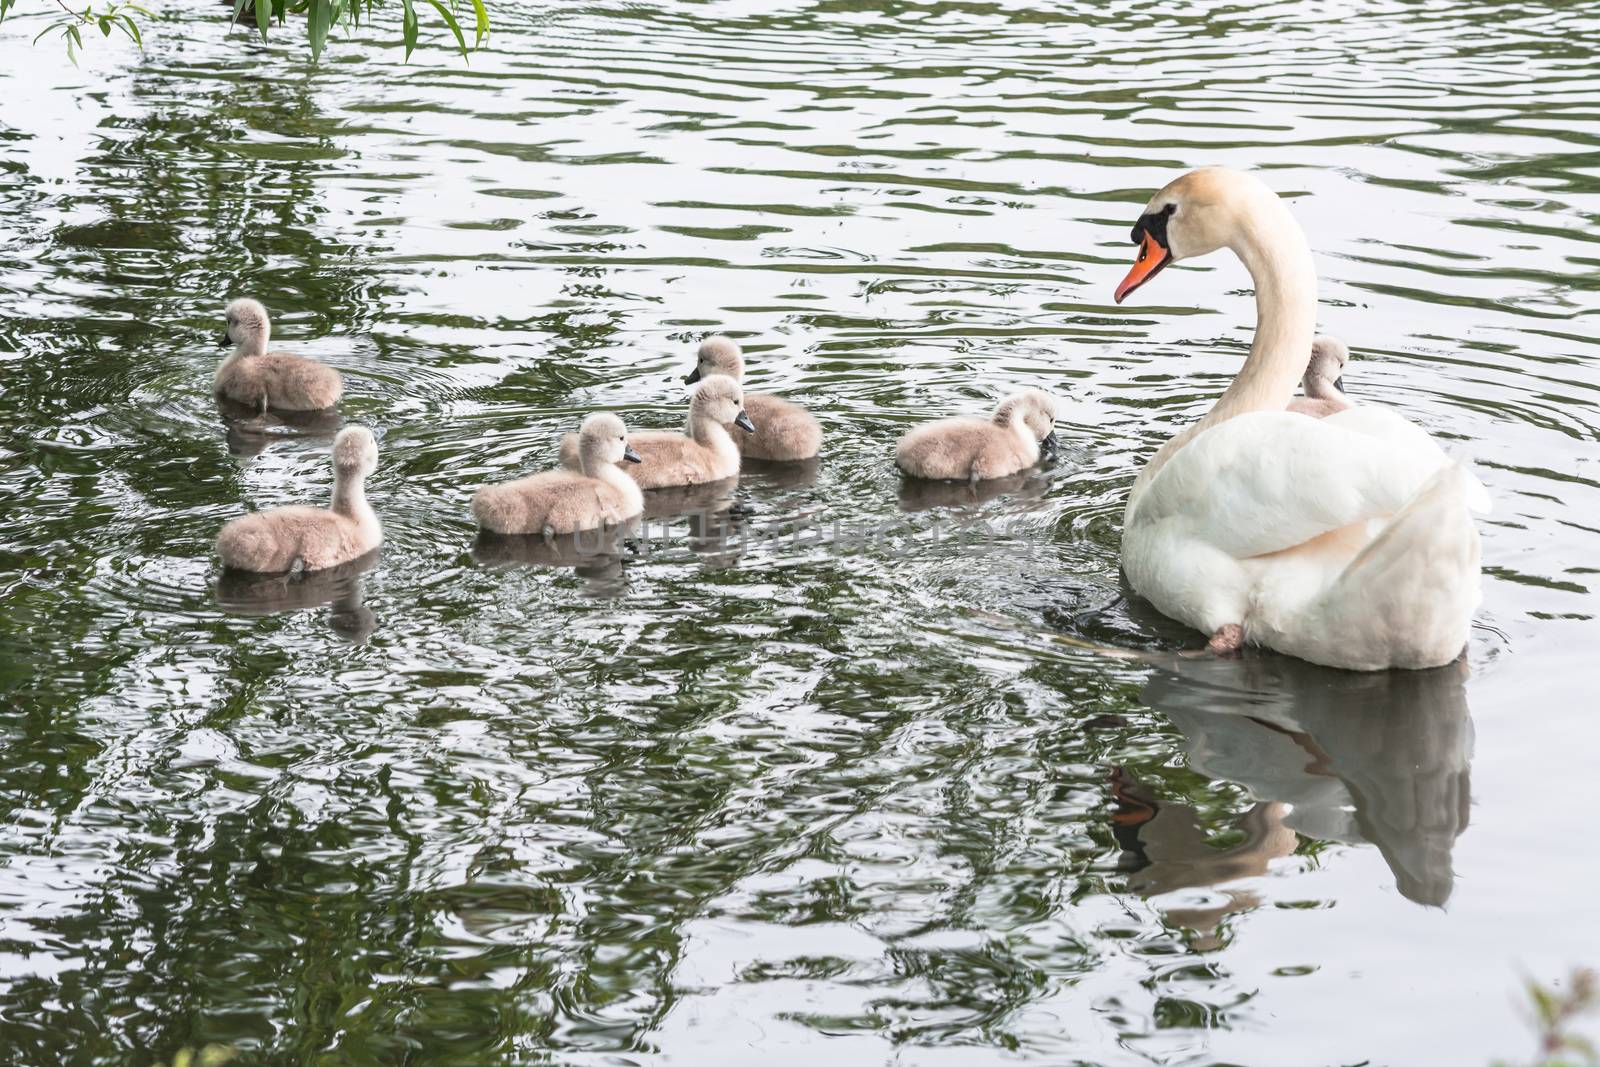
left=1286, top=336, right=1352, bottom=418
left=895, top=388, right=1058, bottom=482
left=216, top=426, right=381, bottom=573
left=687, top=335, right=821, bottom=461
left=472, top=413, right=644, bottom=536
left=214, top=298, right=344, bottom=412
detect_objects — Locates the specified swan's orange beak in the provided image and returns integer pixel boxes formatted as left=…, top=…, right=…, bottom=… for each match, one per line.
left=1114, top=233, right=1170, bottom=304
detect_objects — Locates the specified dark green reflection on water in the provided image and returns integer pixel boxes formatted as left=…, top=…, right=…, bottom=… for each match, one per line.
left=1, top=0, right=1598, bottom=1063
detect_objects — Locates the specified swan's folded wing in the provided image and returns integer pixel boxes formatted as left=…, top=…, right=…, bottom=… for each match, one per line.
left=1324, top=406, right=1491, bottom=513
left=1130, top=411, right=1452, bottom=559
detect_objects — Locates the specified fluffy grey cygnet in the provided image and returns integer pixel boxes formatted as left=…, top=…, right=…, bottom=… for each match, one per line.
left=216, top=426, right=381, bottom=573
left=1286, top=336, right=1352, bottom=419
left=895, top=388, right=1058, bottom=482
left=686, top=335, right=820, bottom=461
left=215, top=298, right=344, bottom=412
left=473, top=412, right=645, bottom=536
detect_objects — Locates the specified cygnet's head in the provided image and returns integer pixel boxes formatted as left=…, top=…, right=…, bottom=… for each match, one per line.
left=685, top=335, right=745, bottom=385
left=222, top=298, right=271, bottom=349
left=993, top=388, right=1058, bottom=447
left=1306, top=336, right=1350, bottom=393
left=578, top=412, right=642, bottom=467
left=691, top=374, right=756, bottom=433
left=332, top=426, right=378, bottom=479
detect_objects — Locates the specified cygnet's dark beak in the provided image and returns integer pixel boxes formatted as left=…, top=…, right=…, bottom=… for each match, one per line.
left=1041, top=431, right=1060, bottom=458
left=623, top=444, right=643, bottom=464
left=734, top=410, right=756, bottom=434
left=217, top=332, right=232, bottom=348
left=1332, top=376, right=1346, bottom=394
left=684, top=366, right=702, bottom=384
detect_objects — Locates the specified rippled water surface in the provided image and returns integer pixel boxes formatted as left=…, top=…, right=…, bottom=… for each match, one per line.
left=3, top=1, right=1600, bottom=1063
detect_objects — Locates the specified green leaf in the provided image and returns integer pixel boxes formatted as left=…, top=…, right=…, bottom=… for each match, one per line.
left=1530, top=982, right=1561, bottom=1028
left=255, top=0, right=271, bottom=39
left=307, top=0, right=331, bottom=60
left=423, top=0, right=466, bottom=57
left=468, top=0, right=488, bottom=47
left=399, top=0, right=417, bottom=59
left=117, top=13, right=143, bottom=48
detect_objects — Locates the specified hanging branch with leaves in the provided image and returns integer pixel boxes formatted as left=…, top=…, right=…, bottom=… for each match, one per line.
left=0, top=0, right=490, bottom=62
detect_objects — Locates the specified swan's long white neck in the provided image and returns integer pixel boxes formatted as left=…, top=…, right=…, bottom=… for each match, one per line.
left=1128, top=192, right=1317, bottom=513
left=1204, top=196, right=1318, bottom=426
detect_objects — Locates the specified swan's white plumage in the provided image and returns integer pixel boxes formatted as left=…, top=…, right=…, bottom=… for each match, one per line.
left=1130, top=410, right=1459, bottom=561
left=1125, top=410, right=1488, bottom=659
left=1117, top=168, right=1487, bottom=671
left=1247, top=465, right=1486, bottom=670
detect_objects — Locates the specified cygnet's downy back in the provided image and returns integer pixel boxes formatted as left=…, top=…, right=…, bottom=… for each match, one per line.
left=896, top=387, right=1059, bottom=483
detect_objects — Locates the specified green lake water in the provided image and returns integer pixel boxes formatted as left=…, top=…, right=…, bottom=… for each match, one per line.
left=2, top=1, right=1598, bottom=1063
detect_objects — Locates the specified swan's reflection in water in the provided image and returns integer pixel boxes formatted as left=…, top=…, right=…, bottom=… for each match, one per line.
left=214, top=549, right=379, bottom=642
left=1118, top=656, right=1473, bottom=940
left=472, top=518, right=640, bottom=592
left=739, top=457, right=819, bottom=493
left=217, top=398, right=344, bottom=460
left=896, top=470, right=1050, bottom=513
left=638, top=479, right=746, bottom=568
left=641, top=478, right=739, bottom=522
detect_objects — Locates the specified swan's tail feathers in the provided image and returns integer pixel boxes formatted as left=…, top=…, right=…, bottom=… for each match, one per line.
left=1316, top=463, right=1485, bottom=670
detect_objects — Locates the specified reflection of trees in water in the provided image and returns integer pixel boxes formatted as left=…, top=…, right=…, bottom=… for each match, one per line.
left=1117, top=656, right=1474, bottom=948
left=0, top=57, right=395, bottom=1062
left=0, top=48, right=731, bottom=1062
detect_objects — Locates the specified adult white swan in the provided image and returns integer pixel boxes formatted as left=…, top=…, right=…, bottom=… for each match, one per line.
left=1113, top=168, right=1488, bottom=671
